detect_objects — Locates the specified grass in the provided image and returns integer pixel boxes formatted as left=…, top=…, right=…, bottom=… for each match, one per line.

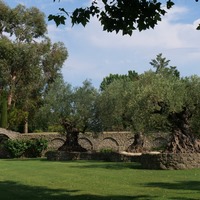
left=0, top=159, right=200, bottom=200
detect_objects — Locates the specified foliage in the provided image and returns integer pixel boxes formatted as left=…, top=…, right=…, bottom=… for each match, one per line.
left=48, top=124, right=64, bottom=132
left=98, top=79, right=133, bottom=131
left=26, top=138, right=48, bottom=158
left=4, top=138, right=48, bottom=158
left=4, top=48, right=198, bottom=152
left=72, top=80, right=101, bottom=133
left=99, top=148, right=114, bottom=153
left=4, top=139, right=29, bottom=158
left=34, top=78, right=101, bottom=133
left=100, top=70, right=138, bottom=91
left=31, top=52, right=200, bottom=150
left=50, top=0, right=175, bottom=35
left=50, top=1, right=200, bottom=35
left=0, top=2, right=68, bottom=132
left=97, top=53, right=200, bottom=138
left=32, top=77, right=73, bottom=132
left=150, top=53, right=180, bottom=78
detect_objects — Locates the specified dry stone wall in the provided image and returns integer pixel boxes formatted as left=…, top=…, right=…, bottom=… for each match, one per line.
left=19, top=132, right=66, bottom=151
left=0, top=128, right=20, bottom=140
left=0, top=129, right=169, bottom=153
left=78, top=132, right=134, bottom=152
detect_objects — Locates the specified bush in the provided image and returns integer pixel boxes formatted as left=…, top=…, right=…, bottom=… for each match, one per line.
left=4, top=138, right=48, bottom=158
left=99, top=148, right=114, bottom=154
left=48, top=125, right=64, bottom=132
left=26, top=138, right=48, bottom=158
left=4, top=139, right=29, bottom=158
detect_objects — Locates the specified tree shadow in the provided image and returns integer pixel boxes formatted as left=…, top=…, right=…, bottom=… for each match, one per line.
left=145, top=181, right=200, bottom=192
left=169, top=198, right=200, bottom=200
left=0, top=180, right=154, bottom=200
left=4, top=158, right=142, bottom=170
left=3, top=158, right=46, bottom=162
left=144, top=181, right=200, bottom=200
left=66, top=160, right=143, bottom=170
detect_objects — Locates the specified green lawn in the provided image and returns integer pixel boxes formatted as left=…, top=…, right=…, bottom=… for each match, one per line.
left=0, top=159, right=199, bottom=200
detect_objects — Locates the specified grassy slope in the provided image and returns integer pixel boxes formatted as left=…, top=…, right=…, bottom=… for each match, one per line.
left=0, top=159, right=199, bottom=200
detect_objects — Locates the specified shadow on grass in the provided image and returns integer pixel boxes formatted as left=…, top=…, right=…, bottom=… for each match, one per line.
left=144, top=181, right=200, bottom=200
left=2, top=158, right=46, bottom=162
left=68, top=161, right=143, bottom=170
left=145, top=181, right=200, bottom=192
left=3, top=158, right=142, bottom=170
left=15, top=158, right=142, bottom=170
left=169, top=198, right=200, bottom=200
left=0, top=181, right=154, bottom=200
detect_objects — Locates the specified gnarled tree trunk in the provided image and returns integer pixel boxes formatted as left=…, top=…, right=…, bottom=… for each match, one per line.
left=126, top=132, right=145, bottom=153
left=58, top=119, right=87, bottom=152
left=165, top=107, right=200, bottom=153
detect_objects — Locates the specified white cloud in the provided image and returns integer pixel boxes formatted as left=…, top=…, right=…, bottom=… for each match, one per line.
left=74, top=5, right=197, bottom=50
left=6, top=0, right=200, bottom=88
left=43, top=3, right=200, bottom=87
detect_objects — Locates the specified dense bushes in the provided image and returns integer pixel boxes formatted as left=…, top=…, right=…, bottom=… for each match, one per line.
left=4, top=138, right=48, bottom=158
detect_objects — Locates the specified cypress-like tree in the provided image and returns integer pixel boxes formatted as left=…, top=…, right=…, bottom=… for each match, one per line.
left=0, top=92, right=8, bottom=128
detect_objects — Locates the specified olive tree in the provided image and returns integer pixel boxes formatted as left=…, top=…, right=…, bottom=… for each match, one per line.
left=59, top=80, right=100, bottom=152
left=35, top=78, right=100, bottom=152
left=128, top=71, right=200, bottom=153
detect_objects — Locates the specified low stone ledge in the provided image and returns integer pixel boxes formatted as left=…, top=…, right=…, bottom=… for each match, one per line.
left=46, top=151, right=141, bottom=162
left=140, top=153, right=200, bottom=170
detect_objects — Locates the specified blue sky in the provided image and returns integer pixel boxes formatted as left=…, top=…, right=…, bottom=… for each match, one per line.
left=5, top=0, right=200, bottom=88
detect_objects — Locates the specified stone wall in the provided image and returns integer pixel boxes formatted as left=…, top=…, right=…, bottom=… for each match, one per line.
left=79, top=132, right=169, bottom=152
left=78, top=132, right=134, bottom=152
left=19, top=132, right=136, bottom=152
left=0, top=128, right=20, bottom=140
left=140, top=153, right=200, bottom=169
left=19, top=132, right=66, bottom=151
left=0, top=129, right=169, bottom=153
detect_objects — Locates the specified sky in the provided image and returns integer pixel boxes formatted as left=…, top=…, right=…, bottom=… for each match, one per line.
left=5, top=0, right=200, bottom=88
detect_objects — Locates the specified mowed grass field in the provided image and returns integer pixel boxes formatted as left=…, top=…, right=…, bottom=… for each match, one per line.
left=0, top=159, right=199, bottom=200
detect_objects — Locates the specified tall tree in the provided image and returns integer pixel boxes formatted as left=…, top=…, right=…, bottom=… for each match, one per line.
left=0, top=2, right=68, bottom=132
left=5, top=4, right=47, bottom=42
left=0, top=91, right=8, bottom=128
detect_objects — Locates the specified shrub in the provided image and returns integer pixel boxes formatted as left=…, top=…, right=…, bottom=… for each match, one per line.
left=4, top=138, right=48, bottom=158
left=48, top=125, right=64, bottom=132
left=26, top=138, right=48, bottom=158
left=99, top=148, right=114, bottom=153
left=4, top=139, right=29, bottom=158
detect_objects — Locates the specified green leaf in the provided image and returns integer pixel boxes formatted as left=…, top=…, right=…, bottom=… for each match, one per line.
left=166, top=0, right=175, bottom=9
left=48, top=15, right=66, bottom=26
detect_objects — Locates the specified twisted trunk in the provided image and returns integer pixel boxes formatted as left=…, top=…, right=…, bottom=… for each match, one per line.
left=58, top=119, right=87, bottom=152
left=126, top=132, right=145, bottom=153
left=166, top=107, right=200, bottom=153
